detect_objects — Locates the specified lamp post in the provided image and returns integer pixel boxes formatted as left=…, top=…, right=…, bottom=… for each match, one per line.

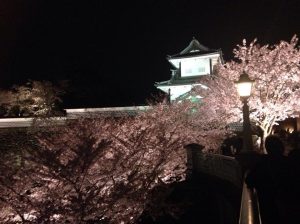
left=235, top=71, right=254, bottom=152
left=235, top=72, right=261, bottom=224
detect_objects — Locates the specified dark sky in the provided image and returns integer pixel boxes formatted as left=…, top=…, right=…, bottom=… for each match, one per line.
left=0, top=0, right=300, bottom=108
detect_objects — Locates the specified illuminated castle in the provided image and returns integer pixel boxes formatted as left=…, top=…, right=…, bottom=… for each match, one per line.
left=155, top=37, right=223, bottom=101
left=0, top=37, right=298, bottom=134
left=0, top=38, right=224, bottom=128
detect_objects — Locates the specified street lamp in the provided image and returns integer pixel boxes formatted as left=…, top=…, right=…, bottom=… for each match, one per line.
left=235, top=71, right=254, bottom=152
left=235, top=72, right=261, bottom=224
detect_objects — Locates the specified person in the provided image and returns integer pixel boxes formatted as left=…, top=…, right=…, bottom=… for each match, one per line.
left=221, top=136, right=243, bottom=156
left=283, top=145, right=300, bottom=223
left=245, top=135, right=289, bottom=224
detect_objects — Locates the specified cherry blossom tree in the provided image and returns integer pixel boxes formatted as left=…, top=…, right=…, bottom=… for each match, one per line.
left=196, top=36, right=300, bottom=153
left=0, top=80, right=66, bottom=117
left=0, top=98, right=230, bottom=223
left=0, top=89, right=17, bottom=117
left=14, top=80, right=66, bottom=117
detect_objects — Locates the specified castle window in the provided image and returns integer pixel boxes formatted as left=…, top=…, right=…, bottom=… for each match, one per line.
left=198, top=67, right=205, bottom=73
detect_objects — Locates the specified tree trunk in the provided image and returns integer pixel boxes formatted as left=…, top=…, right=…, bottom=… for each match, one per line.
left=260, top=129, right=268, bottom=154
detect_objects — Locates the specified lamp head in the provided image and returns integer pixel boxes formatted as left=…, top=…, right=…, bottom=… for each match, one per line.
left=235, top=71, right=254, bottom=98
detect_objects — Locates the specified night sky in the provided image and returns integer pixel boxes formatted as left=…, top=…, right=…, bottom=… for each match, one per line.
left=1, top=0, right=300, bottom=108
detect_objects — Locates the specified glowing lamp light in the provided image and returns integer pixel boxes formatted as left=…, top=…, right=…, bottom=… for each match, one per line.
left=235, top=71, right=254, bottom=98
left=235, top=71, right=255, bottom=153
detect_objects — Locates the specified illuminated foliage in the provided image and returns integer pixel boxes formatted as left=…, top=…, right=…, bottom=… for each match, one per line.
left=0, top=98, right=230, bottom=223
left=196, top=36, right=300, bottom=152
left=0, top=110, right=179, bottom=223
left=0, top=80, right=66, bottom=117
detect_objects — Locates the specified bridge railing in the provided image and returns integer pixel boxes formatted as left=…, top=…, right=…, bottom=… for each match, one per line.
left=239, top=174, right=261, bottom=224
left=186, top=146, right=262, bottom=224
left=186, top=147, right=243, bottom=187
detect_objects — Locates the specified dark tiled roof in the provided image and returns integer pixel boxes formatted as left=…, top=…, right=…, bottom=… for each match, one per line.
left=169, top=50, right=220, bottom=59
left=66, top=106, right=150, bottom=118
left=228, top=122, right=259, bottom=134
left=181, top=38, right=210, bottom=53
left=0, top=106, right=151, bottom=128
left=168, top=38, right=220, bottom=59
left=155, top=76, right=207, bottom=87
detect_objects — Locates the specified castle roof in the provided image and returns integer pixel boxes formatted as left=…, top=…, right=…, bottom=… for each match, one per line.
left=167, top=37, right=220, bottom=59
left=155, top=75, right=207, bottom=87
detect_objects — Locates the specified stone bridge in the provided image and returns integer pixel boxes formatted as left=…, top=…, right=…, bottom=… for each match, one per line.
left=185, top=145, right=261, bottom=224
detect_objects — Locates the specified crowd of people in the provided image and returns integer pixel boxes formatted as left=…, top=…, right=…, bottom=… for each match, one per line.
left=245, top=134, right=300, bottom=224
left=220, top=130, right=300, bottom=223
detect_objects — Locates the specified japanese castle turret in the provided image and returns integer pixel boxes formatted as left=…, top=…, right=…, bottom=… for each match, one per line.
left=155, top=37, right=223, bottom=101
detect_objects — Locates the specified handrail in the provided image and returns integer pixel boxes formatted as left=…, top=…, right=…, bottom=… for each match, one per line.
left=239, top=174, right=261, bottom=224
left=184, top=145, right=262, bottom=223
left=185, top=147, right=243, bottom=187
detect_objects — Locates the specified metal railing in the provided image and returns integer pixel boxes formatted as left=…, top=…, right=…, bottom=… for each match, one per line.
left=239, top=174, right=261, bottom=224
